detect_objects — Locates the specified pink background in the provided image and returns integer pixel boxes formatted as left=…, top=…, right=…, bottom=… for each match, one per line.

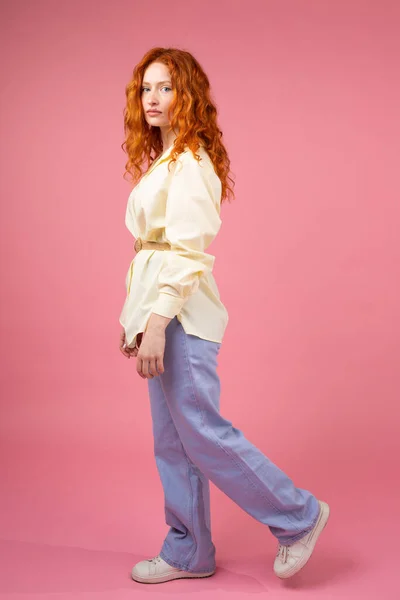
left=1, top=0, right=399, bottom=597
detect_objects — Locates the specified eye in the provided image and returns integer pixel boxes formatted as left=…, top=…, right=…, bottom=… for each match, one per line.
left=141, top=86, right=172, bottom=93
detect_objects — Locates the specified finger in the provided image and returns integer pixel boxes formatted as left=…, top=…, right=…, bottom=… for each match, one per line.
left=156, top=356, right=165, bottom=374
left=136, top=358, right=146, bottom=379
left=125, top=344, right=138, bottom=358
left=142, top=358, right=153, bottom=379
left=147, top=359, right=155, bottom=379
left=119, top=333, right=128, bottom=353
left=149, top=358, right=157, bottom=378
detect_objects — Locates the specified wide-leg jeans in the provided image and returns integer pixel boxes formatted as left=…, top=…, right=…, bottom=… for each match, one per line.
left=147, top=316, right=320, bottom=573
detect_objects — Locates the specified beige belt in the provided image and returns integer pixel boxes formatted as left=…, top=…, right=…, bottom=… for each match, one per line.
left=128, top=237, right=171, bottom=295
left=134, top=237, right=171, bottom=253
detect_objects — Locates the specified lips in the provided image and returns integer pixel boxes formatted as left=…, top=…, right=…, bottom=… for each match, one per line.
left=147, top=111, right=161, bottom=114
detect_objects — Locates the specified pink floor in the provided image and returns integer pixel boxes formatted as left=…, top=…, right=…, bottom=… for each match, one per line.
left=1, top=432, right=397, bottom=600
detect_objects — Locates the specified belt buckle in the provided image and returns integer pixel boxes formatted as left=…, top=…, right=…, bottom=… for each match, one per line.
left=134, top=237, right=143, bottom=253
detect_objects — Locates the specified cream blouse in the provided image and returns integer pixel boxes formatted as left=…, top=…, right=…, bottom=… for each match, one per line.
left=119, top=143, right=229, bottom=349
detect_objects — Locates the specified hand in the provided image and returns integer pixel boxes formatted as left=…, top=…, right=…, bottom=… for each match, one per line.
left=119, top=328, right=138, bottom=359
left=136, top=328, right=165, bottom=379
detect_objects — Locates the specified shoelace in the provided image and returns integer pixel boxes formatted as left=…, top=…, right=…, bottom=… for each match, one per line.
left=276, top=544, right=290, bottom=563
left=147, top=555, right=162, bottom=564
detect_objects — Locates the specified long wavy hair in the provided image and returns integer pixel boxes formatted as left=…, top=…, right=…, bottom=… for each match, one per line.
left=121, top=47, right=235, bottom=204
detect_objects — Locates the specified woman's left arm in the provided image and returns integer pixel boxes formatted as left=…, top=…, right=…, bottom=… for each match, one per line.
left=136, top=149, right=222, bottom=380
left=151, top=149, right=222, bottom=320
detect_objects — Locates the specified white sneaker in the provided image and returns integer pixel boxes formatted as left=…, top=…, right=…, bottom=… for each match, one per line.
left=273, top=499, right=330, bottom=579
left=131, top=554, right=216, bottom=584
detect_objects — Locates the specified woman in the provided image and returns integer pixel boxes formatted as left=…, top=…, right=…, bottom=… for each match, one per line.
left=118, top=47, right=330, bottom=584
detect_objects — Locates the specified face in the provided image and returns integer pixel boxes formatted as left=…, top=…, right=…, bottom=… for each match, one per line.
left=141, top=62, right=174, bottom=128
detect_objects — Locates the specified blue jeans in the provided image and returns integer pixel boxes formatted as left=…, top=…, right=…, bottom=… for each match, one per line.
left=147, top=316, right=320, bottom=573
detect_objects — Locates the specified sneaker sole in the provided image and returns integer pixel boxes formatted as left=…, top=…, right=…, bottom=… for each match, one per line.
left=275, top=499, right=330, bottom=579
left=131, top=569, right=216, bottom=584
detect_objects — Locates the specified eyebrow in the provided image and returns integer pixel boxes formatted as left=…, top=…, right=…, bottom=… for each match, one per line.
left=142, top=80, right=171, bottom=85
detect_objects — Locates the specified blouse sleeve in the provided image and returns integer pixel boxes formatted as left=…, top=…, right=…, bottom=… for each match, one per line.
left=151, top=149, right=222, bottom=319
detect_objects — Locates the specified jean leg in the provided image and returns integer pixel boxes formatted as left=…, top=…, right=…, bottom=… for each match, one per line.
left=158, top=317, right=321, bottom=547
left=147, top=372, right=216, bottom=573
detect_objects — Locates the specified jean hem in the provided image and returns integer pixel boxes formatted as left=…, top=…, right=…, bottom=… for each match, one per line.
left=277, top=501, right=321, bottom=545
left=159, top=550, right=216, bottom=574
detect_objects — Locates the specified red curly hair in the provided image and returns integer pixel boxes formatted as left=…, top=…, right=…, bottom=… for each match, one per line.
left=121, top=47, right=235, bottom=204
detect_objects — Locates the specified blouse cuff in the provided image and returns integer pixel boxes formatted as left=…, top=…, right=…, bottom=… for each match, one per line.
left=152, top=292, right=187, bottom=319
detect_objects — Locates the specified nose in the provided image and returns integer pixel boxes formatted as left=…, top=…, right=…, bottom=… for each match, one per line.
left=147, top=91, right=159, bottom=105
